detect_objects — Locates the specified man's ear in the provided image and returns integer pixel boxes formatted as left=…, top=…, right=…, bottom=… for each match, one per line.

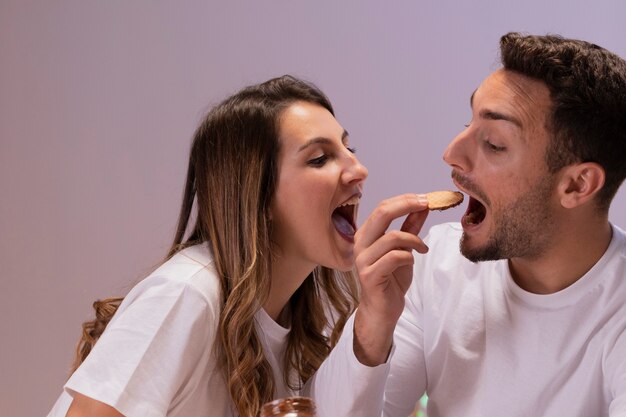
left=558, top=162, right=605, bottom=209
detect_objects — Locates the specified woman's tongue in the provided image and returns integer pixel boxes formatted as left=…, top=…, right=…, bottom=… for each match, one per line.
left=332, top=211, right=355, bottom=237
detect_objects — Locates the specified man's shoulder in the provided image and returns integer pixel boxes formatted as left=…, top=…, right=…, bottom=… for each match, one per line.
left=611, top=223, right=626, bottom=255
left=424, top=222, right=463, bottom=247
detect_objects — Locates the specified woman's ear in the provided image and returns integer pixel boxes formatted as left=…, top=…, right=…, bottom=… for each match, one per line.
left=558, top=162, right=605, bottom=209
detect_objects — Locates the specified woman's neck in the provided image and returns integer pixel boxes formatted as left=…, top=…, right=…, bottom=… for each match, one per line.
left=263, top=253, right=315, bottom=323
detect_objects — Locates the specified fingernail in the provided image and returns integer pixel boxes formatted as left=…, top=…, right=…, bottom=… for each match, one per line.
left=417, top=194, right=428, bottom=205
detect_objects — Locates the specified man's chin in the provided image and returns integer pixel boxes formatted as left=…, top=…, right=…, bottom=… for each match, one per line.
left=459, top=234, right=503, bottom=263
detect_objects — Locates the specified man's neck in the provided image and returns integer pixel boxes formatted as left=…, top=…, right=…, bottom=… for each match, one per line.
left=508, top=218, right=612, bottom=294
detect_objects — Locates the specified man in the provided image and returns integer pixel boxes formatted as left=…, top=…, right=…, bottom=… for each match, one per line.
left=352, top=32, right=626, bottom=416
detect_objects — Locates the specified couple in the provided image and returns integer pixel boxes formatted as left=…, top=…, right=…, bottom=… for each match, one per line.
left=48, top=32, right=626, bottom=417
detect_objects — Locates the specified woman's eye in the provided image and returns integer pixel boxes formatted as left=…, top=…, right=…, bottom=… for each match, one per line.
left=307, top=154, right=328, bottom=166
left=346, top=147, right=357, bottom=154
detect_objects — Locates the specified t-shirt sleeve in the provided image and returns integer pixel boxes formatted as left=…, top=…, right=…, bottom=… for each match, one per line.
left=64, top=274, right=217, bottom=417
left=381, top=226, right=441, bottom=417
left=304, top=312, right=391, bottom=417
left=382, top=270, right=427, bottom=417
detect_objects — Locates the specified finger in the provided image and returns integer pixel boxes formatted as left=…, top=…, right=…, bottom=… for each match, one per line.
left=357, top=231, right=425, bottom=268
left=400, top=207, right=429, bottom=236
left=357, top=194, right=428, bottom=249
left=356, top=230, right=427, bottom=270
left=359, top=250, right=415, bottom=284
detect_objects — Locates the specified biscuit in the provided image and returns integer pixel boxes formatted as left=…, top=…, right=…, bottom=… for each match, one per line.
left=425, top=191, right=464, bottom=211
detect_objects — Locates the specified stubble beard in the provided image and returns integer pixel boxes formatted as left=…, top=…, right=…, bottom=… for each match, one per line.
left=460, top=176, right=556, bottom=263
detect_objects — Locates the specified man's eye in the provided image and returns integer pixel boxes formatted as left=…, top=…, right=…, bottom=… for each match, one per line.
left=307, top=155, right=328, bottom=166
left=484, top=140, right=506, bottom=152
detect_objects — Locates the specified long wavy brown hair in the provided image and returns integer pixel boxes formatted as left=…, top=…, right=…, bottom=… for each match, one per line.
left=70, top=75, right=359, bottom=416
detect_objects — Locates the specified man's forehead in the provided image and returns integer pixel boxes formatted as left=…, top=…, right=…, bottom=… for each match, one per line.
left=471, top=69, right=552, bottom=121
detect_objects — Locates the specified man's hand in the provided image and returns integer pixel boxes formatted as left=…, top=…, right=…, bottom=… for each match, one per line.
left=353, top=193, right=429, bottom=366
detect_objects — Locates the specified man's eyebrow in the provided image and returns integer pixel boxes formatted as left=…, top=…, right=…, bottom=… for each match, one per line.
left=479, top=110, right=522, bottom=128
left=470, top=89, right=522, bottom=128
left=297, top=130, right=349, bottom=152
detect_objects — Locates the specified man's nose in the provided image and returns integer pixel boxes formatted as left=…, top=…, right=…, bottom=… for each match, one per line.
left=443, top=128, right=473, bottom=173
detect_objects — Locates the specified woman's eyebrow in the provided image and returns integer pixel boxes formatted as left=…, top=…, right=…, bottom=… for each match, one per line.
left=298, top=130, right=349, bottom=152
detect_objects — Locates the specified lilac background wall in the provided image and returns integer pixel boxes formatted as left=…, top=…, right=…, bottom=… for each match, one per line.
left=2, top=1, right=625, bottom=415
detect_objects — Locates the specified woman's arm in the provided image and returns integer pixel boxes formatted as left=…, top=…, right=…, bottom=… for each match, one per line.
left=66, top=393, right=124, bottom=417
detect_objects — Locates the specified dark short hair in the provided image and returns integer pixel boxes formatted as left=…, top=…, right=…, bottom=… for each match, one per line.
left=500, top=32, right=626, bottom=209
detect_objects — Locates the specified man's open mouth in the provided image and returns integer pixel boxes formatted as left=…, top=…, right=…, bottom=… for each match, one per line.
left=463, top=196, right=487, bottom=226
left=332, top=194, right=360, bottom=239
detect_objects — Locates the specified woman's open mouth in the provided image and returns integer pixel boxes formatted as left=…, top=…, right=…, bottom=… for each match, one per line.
left=332, top=194, right=360, bottom=242
left=463, top=196, right=487, bottom=227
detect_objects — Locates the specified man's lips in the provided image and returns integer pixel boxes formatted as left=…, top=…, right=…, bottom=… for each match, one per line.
left=451, top=176, right=488, bottom=227
left=451, top=174, right=488, bottom=208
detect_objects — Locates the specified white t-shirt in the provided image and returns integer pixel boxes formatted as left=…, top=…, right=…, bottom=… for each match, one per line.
left=47, top=244, right=391, bottom=417
left=382, top=222, right=626, bottom=417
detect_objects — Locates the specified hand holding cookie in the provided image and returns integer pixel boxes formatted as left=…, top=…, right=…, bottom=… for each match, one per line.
left=352, top=191, right=463, bottom=366
left=354, top=190, right=463, bottom=321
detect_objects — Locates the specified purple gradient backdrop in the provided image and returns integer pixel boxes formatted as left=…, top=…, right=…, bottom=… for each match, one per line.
left=2, top=1, right=625, bottom=415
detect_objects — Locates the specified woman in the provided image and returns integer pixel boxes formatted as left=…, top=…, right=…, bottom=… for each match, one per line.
left=47, top=75, right=369, bottom=417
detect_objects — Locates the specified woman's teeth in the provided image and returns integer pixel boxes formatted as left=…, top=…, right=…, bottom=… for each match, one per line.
left=332, top=195, right=360, bottom=239
left=338, top=195, right=360, bottom=207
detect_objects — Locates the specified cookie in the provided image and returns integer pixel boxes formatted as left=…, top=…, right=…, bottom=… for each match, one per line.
left=425, top=190, right=464, bottom=211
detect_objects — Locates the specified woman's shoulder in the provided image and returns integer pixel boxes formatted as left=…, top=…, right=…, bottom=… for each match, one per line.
left=60, top=245, right=225, bottom=417
left=124, top=243, right=222, bottom=311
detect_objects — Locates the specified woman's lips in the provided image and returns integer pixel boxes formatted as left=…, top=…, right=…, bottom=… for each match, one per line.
left=332, top=192, right=361, bottom=242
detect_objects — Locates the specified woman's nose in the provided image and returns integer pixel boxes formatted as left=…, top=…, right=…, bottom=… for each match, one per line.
left=342, top=152, right=368, bottom=185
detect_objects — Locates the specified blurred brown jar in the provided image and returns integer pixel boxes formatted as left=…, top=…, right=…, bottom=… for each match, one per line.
left=260, top=396, right=316, bottom=417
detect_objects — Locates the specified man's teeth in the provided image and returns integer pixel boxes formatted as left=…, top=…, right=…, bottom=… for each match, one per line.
left=338, top=196, right=360, bottom=207
left=466, top=212, right=479, bottom=225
